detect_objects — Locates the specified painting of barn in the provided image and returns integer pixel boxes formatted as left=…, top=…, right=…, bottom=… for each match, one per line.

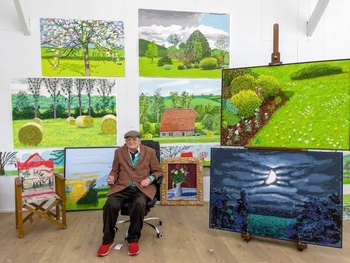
left=160, top=108, right=199, bottom=137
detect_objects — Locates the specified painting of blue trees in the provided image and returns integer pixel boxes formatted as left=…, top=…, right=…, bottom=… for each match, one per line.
left=209, top=148, right=343, bottom=248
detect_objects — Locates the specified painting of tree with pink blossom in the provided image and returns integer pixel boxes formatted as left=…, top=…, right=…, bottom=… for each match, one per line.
left=40, top=18, right=124, bottom=77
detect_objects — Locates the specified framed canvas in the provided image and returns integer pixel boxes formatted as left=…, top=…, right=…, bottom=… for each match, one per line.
left=64, top=146, right=118, bottom=211
left=161, top=157, right=203, bottom=206
left=220, top=59, right=350, bottom=150
left=209, top=147, right=343, bottom=248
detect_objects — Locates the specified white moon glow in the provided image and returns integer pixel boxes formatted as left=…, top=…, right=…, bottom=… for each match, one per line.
left=266, top=170, right=277, bottom=184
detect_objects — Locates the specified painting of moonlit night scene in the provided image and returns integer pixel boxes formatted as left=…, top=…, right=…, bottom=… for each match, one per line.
left=209, top=148, right=343, bottom=248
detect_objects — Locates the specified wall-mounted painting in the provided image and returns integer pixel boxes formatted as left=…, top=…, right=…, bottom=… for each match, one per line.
left=220, top=59, right=350, bottom=150
left=161, top=157, right=203, bottom=206
left=11, top=77, right=117, bottom=149
left=40, top=18, right=124, bottom=77
left=64, top=147, right=118, bottom=211
left=209, top=147, right=343, bottom=248
left=138, top=9, right=230, bottom=78
left=139, top=77, right=221, bottom=144
left=0, top=148, right=64, bottom=176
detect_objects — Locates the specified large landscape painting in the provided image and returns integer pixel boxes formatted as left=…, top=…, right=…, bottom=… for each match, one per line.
left=209, top=148, right=343, bottom=248
left=11, top=77, right=117, bottom=149
left=220, top=59, right=350, bottom=150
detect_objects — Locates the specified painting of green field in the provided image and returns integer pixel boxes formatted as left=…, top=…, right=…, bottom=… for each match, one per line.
left=11, top=77, right=117, bottom=149
left=41, top=56, right=125, bottom=77
left=221, top=59, right=350, bottom=150
left=139, top=57, right=223, bottom=78
left=13, top=118, right=117, bottom=148
left=138, top=10, right=230, bottom=78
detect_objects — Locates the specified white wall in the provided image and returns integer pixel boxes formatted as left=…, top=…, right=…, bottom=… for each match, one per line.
left=0, top=0, right=349, bottom=212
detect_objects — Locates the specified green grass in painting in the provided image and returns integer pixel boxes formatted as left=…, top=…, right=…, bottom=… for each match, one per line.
left=248, top=214, right=295, bottom=239
left=66, top=188, right=108, bottom=211
left=139, top=57, right=223, bottom=78
left=41, top=47, right=125, bottom=77
left=245, top=61, right=350, bottom=149
left=41, top=59, right=124, bottom=77
left=13, top=118, right=117, bottom=148
left=344, top=178, right=350, bottom=185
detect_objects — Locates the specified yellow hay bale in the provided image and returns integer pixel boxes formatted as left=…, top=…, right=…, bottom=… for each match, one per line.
left=57, top=118, right=62, bottom=122
left=100, top=114, right=116, bottom=135
left=76, top=115, right=94, bottom=128
left=32, top=118, right=42, bottom=125
left=18, top=122, right=43, bottom=146
left=66, top=117, right=76, bottom=125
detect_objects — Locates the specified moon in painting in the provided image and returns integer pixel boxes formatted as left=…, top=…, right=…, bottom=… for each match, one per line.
left=266, top=170, right=277, bottom=184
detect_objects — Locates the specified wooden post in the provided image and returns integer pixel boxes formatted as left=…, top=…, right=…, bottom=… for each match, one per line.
left=269, top=23, right=282, bottom=65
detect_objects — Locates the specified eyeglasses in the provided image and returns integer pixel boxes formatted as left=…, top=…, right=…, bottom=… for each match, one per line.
left=125, top=138, right=139, bottom=143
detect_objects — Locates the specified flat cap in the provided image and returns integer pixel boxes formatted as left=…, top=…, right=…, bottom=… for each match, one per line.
left=124, top=130, right=141, bottom=139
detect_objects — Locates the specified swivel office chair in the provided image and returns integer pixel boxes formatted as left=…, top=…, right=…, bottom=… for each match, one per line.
left=115, top=140, right=163, bottom=238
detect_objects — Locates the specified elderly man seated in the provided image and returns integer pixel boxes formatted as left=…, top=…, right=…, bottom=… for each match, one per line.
left=97, top=130, right=162, bottom=257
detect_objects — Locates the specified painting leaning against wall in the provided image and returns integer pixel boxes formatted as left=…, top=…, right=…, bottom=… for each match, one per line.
left=209, top=147, right=343, bottom=248
left=11, top=77, right=117, bottom=149
left=64, top=147, right=118, bottom=211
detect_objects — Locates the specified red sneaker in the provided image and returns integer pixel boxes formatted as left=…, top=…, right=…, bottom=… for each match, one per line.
left=128, top=242, right=140, bottom=256
left=97, top=241, right=115, bottom=257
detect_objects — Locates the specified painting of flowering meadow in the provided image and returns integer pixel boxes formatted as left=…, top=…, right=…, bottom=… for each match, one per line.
left=221, top=59, right=350, bottom=150
left=64, top=147, right=118, bottom=211
left=209, top=147, right=343, bottom=248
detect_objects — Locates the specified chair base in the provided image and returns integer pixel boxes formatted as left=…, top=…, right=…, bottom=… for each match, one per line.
left=116, top=216, right=163, bottom=238
left=15, top=200, right=66, bottom=238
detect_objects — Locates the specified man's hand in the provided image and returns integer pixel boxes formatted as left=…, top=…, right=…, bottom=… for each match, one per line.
left=107, top=175, right=115, bottom=185
left=140, top=177, right=152, bottom=188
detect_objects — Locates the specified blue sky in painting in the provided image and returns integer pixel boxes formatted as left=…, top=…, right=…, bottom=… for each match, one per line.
left=199, top=13, right=230, bottom=33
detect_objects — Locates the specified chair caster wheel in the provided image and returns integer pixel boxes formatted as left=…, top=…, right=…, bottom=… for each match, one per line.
left=159, top=220, right=162, bottom=226
left=157, top=233, right=162, bottom=238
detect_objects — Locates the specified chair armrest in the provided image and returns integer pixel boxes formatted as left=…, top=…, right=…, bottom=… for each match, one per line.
left=154, top=176, right=163, bottom=186
left=54, top=173, right=66, bottom=200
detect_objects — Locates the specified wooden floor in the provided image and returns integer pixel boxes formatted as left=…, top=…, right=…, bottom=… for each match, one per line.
left=1, top=203, right=349, bottom=263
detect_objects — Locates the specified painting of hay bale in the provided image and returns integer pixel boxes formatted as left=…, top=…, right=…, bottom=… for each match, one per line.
left=11, top=77, right=117, bottom=148
left=18, top=122, right=44, bottom=146
left=100, top=114, right=116, bottom=135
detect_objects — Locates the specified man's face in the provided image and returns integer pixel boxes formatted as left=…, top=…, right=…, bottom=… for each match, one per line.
left=125, top=137, right=141, bottom=152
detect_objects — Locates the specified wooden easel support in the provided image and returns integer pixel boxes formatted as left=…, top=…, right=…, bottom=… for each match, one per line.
left=269, top=23, right=282, bottom=66
left=297, top=236, right=308, bottom=251
left=241, top=230, right=251, bottom=243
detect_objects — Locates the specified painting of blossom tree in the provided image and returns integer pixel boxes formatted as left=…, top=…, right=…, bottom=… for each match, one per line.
left=221, top=59, right=350, bottom=150
left=40, top=18, right=124, bottom=77
left=209, top=147, right=343, bottom=248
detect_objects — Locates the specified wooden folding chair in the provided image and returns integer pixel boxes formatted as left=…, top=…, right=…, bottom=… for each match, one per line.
left=15, top=154, right=66, bottom=238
